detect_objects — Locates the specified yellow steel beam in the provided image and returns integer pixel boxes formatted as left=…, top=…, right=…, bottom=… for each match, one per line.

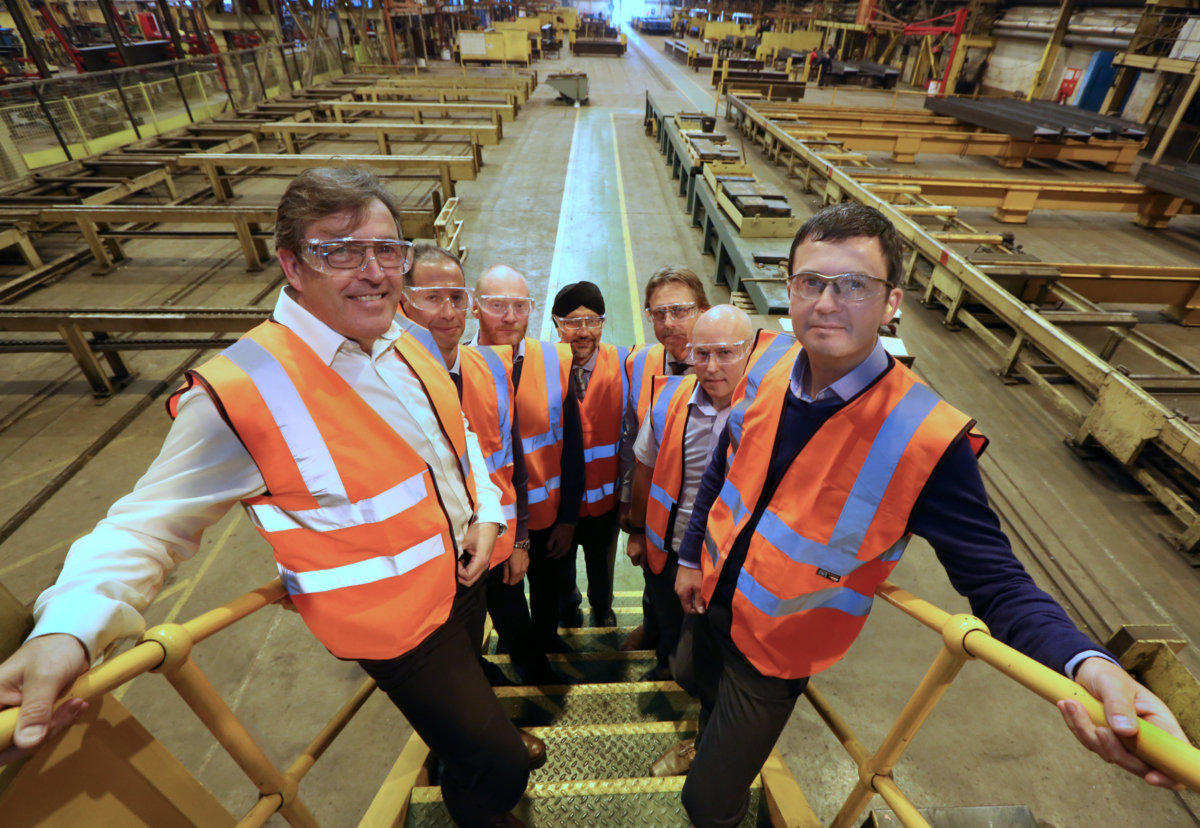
left=1027, top=0, right=1078, bottom=100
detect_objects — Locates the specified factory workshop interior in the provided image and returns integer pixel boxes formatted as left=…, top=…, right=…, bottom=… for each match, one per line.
left=1, top=0, right=1200, bottom=825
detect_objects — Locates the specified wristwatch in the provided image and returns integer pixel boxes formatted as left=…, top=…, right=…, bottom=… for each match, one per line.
left=513, top=540, right=531, bottom=550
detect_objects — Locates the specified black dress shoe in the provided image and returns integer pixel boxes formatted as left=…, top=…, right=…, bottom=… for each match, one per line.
left=520, top=729, right=547, bottom=770
left=542, top=634, right=573, bottom=653
left=519, top=659, right=577, bottom=687
left=639, top=664, right=672, bottom=682
left=591, top=609, right=618, bottom=628
left=478, top=657, right=514, bottom=687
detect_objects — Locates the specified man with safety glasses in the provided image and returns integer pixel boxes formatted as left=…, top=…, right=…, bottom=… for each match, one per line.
left=470, top=265, right=586, bottom=665
left=550, top=281, right=629, bottom=630
left=618, top=266, right=710, bottom=653
left=397, top=245, right=562, bottom=691
left=625, top=305, right=759, bottom=704
left=0, top=169, right=533, bottom=828
left=672, top=203, right=1189, bottom=828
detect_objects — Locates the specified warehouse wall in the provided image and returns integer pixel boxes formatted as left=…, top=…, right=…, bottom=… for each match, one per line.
left=979, top=36, right=1101, bottom=101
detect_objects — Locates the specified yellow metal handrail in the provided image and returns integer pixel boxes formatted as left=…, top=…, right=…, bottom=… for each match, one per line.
left=0, top=579, right=377, bottom=828
left=806, top=580, right=1200, bottom=828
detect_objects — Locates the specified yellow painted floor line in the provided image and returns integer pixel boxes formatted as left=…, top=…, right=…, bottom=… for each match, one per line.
left=610, top=112, right=646, bottom=347
left=540, top=106, right=583, bottom=340
left=163, top=512, right=241, bottom=625
left=0, top=534, right=85, bottom=577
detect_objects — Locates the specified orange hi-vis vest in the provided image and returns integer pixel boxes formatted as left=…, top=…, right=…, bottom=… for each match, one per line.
left=393, top=316, right=519, bottom=568
left=644, top=374, right=695, bottom=574
left=460, top=344, right=518, bottom=566
left=579, top=343, right=631, bottom=517
left=702, top=342, right=985, bottom=679
left=516, top=338, right=573, bottom=531
left=628, top=343, right=669, bottom=428
left=644, top=330, right=783, bottom=574
left=167, top=321, right=476, bottom=661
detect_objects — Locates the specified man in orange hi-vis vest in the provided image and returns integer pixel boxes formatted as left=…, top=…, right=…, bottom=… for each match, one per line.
left=470, top=265, right=586, bottom=667
left=551, top=280, right=630, bottom=630
left=670, top=204, right=1190, bottom=828
left=0, top=169, right=535, bottom=828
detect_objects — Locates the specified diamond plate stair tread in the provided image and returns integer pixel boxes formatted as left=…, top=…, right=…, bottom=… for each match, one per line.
left=528, top=724, right=700, bottom=782
left=486, top=651, right=658, bottom=684
left=496, top=683, right=700, bottom=727
left=406, top=779, right=771, bottom=828
left=486, top=627, right=639, bottom=654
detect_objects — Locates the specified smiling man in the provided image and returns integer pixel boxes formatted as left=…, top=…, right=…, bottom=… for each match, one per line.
left=551, top=281, right=630, bottom=629
left=0, top=169, right=532, bottom=828
left=672, top=203, right=1189, bottom=828
left=625, top=306, right=757, bottom=691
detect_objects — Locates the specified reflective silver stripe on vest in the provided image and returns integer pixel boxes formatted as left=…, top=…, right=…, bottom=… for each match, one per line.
left=478, top=345, right=513, bottom=475
left=502, top=501, right=517, bottom=522
left=521, top=340, right=564, bottom=455
left=650, top=376, right=687, bottom=445
left=279, top=533, right=444, bottom=595
left=649, top=482, right=674, bottom=514
left=749, top=381, right=941, bottom=578
left=585, top=481, right=615, bottom=503
left=224, top=338, right=348, bottom=504
left=736, top=566, right=874, bottom=618
left=727, top=334, right=795, bottom=449
left=395, top=316, right=448, bottom=371
left=528, top=475, right=562, bottom=504
left=249, top=471, right=430, bottom=533
left=583, top=442, right=618, bottom=462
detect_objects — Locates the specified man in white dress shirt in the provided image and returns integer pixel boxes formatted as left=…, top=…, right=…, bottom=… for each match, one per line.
left=0, top=168, right=531, bottom=828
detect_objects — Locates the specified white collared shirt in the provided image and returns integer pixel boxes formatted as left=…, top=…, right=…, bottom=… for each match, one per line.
left=31, top=289, right=503, bottom=660
left=633, top=383, right=729, bottom=553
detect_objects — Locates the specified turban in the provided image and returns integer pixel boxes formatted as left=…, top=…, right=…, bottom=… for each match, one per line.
left=552, top=280, right=605, bottom=318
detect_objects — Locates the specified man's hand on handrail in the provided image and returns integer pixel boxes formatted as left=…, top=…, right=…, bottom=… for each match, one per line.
left=1061, top=656, right=1190, bottom=790
left=0, top=634, right=90, bottom=765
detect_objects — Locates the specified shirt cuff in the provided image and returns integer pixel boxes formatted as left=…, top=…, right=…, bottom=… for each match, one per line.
left=473, top=500, right=508, bottom=536
left=1065, top=650, right=1119, bottom=680
left=677, top=558, right=700, bottom=570
left=30, top=593, right=146, bottom=664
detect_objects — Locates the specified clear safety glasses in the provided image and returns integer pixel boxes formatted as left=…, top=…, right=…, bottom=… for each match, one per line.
left=787, top=271, right=892, bottom=303
left=646, top=302, right=699, bottom=324
left=554, top=314, right=606, bottom=331
left=685, top=339, right=751, bottom=366
left=304, top=238, right=414, bottom=274
left=403, top=286, right=474, bottom=312
left=477, top=295, right=536, bottom=318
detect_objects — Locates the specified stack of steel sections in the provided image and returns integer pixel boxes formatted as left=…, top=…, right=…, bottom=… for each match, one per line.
left=1136, top=162, right=1200, bottom=205
left=925, top=96, right=1146, bottom=143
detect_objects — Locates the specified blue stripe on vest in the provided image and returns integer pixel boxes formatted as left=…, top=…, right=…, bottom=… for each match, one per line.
left=478, top=346, right=513, bottom=471
left=585, top=482, right=616, bottom=503
left=540, top=340, right=564, bottom=444
left=528, top=475, right=562, bottom=504
left=704, top=533, right=720, bottom=566
left=648, top=525, right=668, bottom=553
left=583, top=442, right=618, bottom=462
left=395, top=316, right=448, bottom=371
left=737, top=566, right=875, bottom=618
left=617, top=346, right=631, bottom=425
left=649, top=482, right=674, bottom=513
left=727, top=334, right=796, bottom=451
left=717, top=477, right=749, bottom=528
left=650, top=376, right=687, bottom=445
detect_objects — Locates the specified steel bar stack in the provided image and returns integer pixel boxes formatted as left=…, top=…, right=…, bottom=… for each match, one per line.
left=925, top=96, right=1146, bottom=143
left=1136, top=162, right=1200, bottom=206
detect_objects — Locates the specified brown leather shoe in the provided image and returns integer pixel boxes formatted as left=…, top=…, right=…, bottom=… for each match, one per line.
left=520, top=729, right=547, bottom=771
left=621, top=623, right=646, bottom=652
left=650, top=737, right=697, bottom=777
left=487, top=814, right=526, bottom=828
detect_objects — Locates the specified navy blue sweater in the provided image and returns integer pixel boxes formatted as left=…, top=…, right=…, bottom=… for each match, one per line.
left=678, top=368, right=1110, bottom=676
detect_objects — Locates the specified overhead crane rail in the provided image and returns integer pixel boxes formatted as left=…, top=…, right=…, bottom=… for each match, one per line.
left=724, top=92, right=1200, bottom=559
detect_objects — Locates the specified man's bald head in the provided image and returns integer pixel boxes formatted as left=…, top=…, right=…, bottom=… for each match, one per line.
left=476, top=264, right=530, bottom=299
left=690, top=305, right=755, bottom=411
left=691, top=305, right=753, bottom=346
left=473, top=264, right=533, bottom=346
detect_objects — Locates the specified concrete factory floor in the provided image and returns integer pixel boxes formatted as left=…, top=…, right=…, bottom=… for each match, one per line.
left=2, top=27, right=1200, bottom=828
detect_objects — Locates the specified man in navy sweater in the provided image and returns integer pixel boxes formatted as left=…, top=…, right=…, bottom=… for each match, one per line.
left=671, top=203, right=1189, bottom=828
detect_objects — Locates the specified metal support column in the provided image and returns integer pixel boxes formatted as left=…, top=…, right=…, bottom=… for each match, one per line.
left=110, top=71, right=142, bottom=140
left=1152, top=70, right=1200, bottom=165
left=8, top=0, right=51, bottom=78
left=1026, top=0, right=1078, bottom=100
left=32, top=86, right=72, bottom=160
left=157, top=0, right=186, bottom=59
left=97, top=0, right=133, bottom=67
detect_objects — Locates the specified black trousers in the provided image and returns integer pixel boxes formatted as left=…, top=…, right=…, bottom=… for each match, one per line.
left=527, top=524, right=571, bottom=652
left=466, top=561, right=539, bottom=667
left=642, top=550, right=684, bottom=677
left=358, top=578, right=529, bottom=828
left=679, top=599, right=808, bottom=828
left=574, top=507, right=619, bottom=620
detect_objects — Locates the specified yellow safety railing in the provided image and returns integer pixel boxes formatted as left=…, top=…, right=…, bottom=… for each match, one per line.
left=804, top=580, right=1200, bottom=828
left=0, top=579, right=378, bottom=828
left=3, top=576, right=1200, bottom=828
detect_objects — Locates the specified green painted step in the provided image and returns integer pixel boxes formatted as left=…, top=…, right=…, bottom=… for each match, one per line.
left=495, top=681, right=700, bottom=727
left=405, top=777, right=772, bottom=828
left=526, top=722, right=699, bottom=782
left=486, top=627, right=639, bottom=654
left=485, top=651, right=657, bottom=684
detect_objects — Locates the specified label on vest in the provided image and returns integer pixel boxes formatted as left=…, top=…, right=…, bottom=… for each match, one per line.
left=816, top=568, right=841, bottom=583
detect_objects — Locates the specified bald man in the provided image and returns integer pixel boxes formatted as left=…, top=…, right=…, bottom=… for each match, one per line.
left=626, top=307, right=761, bottom=693
left=471, top=266, right=587, bottom=664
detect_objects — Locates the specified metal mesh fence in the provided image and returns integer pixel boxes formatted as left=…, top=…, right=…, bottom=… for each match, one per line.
left=0, top=38, right=345, bottom=181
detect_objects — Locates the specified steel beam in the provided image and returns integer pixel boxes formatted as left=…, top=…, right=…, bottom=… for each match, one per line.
left=1027, top=0, right=1078, bottom=100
